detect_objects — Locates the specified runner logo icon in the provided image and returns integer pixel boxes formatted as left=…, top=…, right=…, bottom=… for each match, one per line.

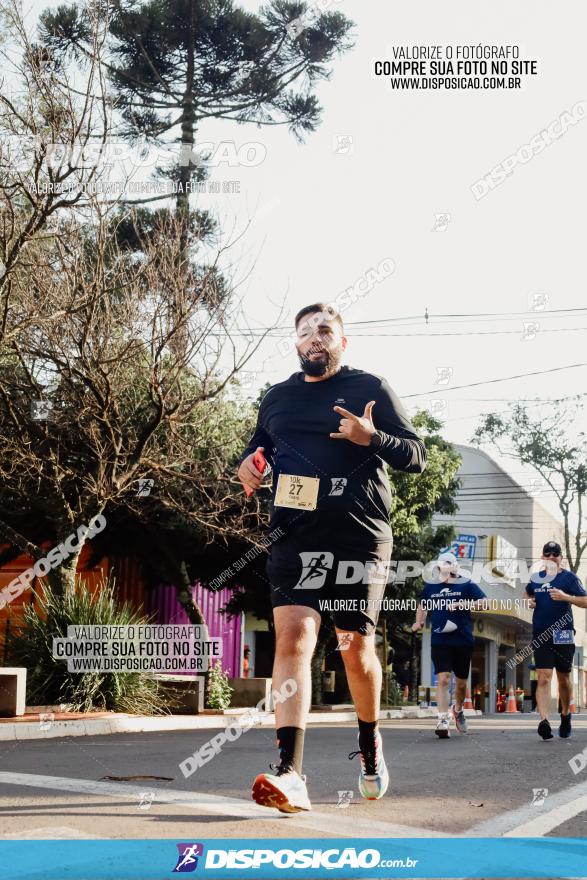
left=173, top=843, right=204, bottom=872
left=329, top=477, right=347, bottom=496
left=294, top=552, right=334, bottom=589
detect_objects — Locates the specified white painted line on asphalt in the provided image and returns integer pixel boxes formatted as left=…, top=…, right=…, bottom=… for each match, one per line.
left=503, top=797, right=587, bottom=837
left=469, top=778, right=587, bottom=837
left=0, top=771, right=270, bottom=817
left=0, top=825, right=107, bottom=840
left=0, top=771, right=442, bottom=838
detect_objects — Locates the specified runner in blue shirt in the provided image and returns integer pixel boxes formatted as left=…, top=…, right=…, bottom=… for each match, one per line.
left=526, top=541, right=587, bottom=740
left=413, top=552, right=487, bottom=738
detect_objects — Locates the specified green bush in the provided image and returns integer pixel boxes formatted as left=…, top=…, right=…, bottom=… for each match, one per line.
left=206, top=659, right=233, bottom=710
left=383, top=672, right=404, bottom=707
left=5, top=576, right=172, bottom=715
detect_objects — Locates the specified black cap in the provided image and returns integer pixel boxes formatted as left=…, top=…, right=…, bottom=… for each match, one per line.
left=542, top=541, right=562, bottom=556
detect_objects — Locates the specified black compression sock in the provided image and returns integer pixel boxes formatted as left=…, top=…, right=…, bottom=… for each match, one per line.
left=276, top=726, right=305, bottom=775
left=358, top=718, right=378, bottom=753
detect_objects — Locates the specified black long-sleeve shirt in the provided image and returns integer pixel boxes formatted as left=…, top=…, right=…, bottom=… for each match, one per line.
left=239, top=365, right=426, bottom=557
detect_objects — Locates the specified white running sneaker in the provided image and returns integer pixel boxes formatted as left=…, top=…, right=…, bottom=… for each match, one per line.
left=435, top=712, right=451, bottom=738
left=251, top=768, right=311, bottom=813
left=349, top=731, right=389, bottom=800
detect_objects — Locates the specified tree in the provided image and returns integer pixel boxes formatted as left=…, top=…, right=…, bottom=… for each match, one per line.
left=0, top=0, right=281, bottom=629
left=0, top=207, right=269, bottom=619
left=37, top=0, right=352, bottom=352
left=85, top=387, right=267, bottom=611
left=38, top=0, right=354, bottom=219
left=0, top=0, right=110, bottom=348
left=472, top=400, right=587, bottom=573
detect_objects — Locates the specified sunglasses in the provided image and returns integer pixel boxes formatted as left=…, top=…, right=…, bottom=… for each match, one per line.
left=543, top=552, right=560, bottom=558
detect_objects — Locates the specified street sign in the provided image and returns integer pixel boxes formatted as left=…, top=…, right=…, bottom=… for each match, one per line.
left=443, top=534, right=477, bottom=560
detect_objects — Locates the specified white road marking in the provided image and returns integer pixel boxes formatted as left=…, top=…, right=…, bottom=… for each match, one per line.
left=0, top=825, right=107, bottom=840
left=470, top=777, right=587, bottom=837
left=0, top=772, right=442, bottom=837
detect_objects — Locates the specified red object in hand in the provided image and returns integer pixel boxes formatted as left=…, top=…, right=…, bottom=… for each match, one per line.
left=244, top=450, right=267, bottom=497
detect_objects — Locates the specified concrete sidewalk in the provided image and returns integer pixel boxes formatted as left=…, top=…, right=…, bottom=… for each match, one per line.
left=0, top=705, right=482, bottom=741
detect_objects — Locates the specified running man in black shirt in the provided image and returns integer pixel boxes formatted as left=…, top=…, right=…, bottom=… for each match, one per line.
left=238, top=303, right=427, bottom=813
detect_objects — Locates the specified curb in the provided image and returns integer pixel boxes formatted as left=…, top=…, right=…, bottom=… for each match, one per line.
left=0, top=706, right=479, bottom=741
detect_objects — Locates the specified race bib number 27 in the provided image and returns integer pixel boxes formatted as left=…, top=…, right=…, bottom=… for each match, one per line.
left=275, top=474, right=319, bottom=510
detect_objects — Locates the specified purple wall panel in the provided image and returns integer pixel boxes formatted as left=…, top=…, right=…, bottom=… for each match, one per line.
left=147, top=583, right=242, bottom=677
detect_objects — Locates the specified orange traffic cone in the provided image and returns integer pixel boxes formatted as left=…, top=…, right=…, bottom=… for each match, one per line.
left=505, top=686, right=519, bottom=713
left=569, top=697, right=579, bottom=714
left=463, top=688, right=474, bottom=710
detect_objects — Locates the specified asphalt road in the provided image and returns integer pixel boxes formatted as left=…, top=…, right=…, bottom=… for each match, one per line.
left=0, top=715, right=586, bottom=842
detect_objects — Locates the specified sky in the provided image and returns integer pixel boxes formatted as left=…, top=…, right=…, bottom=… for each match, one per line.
left=13, top=0, right=587, bottom=527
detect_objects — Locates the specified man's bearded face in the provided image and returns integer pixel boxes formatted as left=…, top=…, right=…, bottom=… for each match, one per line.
left=295, top=312, right=346, bottom=377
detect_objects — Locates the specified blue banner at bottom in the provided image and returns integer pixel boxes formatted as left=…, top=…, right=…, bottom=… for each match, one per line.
left=2, top=837, right=587, bottom=880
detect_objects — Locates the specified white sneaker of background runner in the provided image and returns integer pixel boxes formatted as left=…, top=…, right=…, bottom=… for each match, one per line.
left=435, top=712, right=451, bottom=738
left=251, top=768, right=311, bottom=813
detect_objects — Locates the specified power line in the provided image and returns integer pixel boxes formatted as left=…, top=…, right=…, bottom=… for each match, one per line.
left=404, top=363, right=587, bottom=398
left=348, top=326, right=587, bottom=338
left=232, top=306, right=587, bottom=335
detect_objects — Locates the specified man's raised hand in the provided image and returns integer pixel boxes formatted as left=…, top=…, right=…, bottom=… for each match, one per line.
left=330, top=400, right=377, bottom=446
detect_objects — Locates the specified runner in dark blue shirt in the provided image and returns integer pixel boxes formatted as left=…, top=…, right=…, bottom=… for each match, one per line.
left=413, top=552, right=486, bottom=738
left=526, top=541, right=587, bottom=740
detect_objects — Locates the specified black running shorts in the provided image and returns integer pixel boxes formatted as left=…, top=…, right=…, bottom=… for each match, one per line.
left=533, top=640, right=575, bottom=673
left=267, top=542, right=392, bottom=635
left=431, top=643, right=474, bottom=680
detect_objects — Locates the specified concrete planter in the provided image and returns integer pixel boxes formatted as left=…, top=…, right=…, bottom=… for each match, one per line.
left=228, top=677, right=272, bottom=709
